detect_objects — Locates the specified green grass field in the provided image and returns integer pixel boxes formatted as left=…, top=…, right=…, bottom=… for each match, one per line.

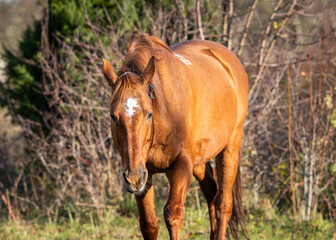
left=0, top=194, right=334, bottom=240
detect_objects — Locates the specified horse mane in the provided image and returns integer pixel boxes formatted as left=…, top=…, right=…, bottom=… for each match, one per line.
left=114, top=34, right=172, bottom=126
left=117, top=34, right=172, bottom=76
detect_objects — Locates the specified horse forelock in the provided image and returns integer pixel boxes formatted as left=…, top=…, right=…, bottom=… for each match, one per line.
left=111, top=74, right=139, bottom=104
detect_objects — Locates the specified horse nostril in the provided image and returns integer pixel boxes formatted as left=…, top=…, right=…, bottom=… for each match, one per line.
left=122, top=171, right=130, bottom=185
left=141, top=170, right=148, bottom=184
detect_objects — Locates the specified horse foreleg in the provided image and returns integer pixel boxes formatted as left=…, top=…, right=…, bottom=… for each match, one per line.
left=193, top=163, right=217, bottom=240
left=164, top=154, right=193, bottom=240
left=135, top=177, right=159, bottom=240
left=215, top=128, right=243, bottom=240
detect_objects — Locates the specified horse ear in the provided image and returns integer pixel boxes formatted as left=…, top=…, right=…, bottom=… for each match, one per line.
left=102, top=59, right=118, bottom=88
left=141, top=56, right=155, bottom=85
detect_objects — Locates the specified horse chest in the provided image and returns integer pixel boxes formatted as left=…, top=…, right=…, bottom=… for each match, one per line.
left=146, top=143, right=177, bottom=172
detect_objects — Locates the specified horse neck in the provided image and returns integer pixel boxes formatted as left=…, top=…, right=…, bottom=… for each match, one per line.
left=156, top=53, right=187, bottom=107
left=151, top=54, right=187, bottom=145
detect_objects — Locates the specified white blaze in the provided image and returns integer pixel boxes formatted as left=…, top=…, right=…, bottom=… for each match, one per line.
left=174, top=53, right=192, bottom=65
left=124, top=97, right=140, bottom=117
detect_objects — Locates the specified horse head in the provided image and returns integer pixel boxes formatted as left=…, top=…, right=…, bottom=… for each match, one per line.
left=103, top=57, right=156, bottom=195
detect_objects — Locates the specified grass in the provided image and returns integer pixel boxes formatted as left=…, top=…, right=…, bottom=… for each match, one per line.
left=0, top=193, right=335, bottom=240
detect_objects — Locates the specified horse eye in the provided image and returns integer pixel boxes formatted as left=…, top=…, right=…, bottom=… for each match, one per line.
left=147, top=112, right=153, bottom=120
left=110, top=113, right=117, bottom=122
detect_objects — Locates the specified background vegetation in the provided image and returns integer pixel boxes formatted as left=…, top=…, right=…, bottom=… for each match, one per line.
left=0, top=0, right=335, bottom=239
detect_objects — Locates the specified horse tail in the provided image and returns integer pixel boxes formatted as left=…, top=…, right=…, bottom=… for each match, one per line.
left=229, top=150, right=250, bottom=240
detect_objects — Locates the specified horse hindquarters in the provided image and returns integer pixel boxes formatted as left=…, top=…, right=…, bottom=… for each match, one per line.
left=229, top=153, right=249, bottom=240
left=193, top=163, right=217, bottom=239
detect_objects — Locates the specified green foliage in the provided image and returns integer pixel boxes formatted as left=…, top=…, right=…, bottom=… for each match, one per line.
left=0, top=0, right=149, bottom=123
left=332, top=163, right=336, bottom=173
left=1, top=23, right=45, bottom=122
left=330, top=108, right=336, bottom=128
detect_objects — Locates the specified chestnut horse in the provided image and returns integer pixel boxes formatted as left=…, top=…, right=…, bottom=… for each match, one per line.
left=102, top=34, right=249, bottom=240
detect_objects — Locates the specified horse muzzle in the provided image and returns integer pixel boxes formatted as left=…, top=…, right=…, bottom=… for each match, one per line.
left=122, top=168, right=148, bottom=195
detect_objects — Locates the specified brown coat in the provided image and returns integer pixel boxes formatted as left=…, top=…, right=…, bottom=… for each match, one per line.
left=103, top=34, right=249, bottom=240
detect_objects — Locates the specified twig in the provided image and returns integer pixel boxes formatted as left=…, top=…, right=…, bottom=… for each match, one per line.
left=287, top=63, right=296, bottom=220
left=174, top=0, right=188, bottom=40
left=196, top=0, right=204, bottom=40
left=250, top=0, right=297, bottom=99
left=0, top=190, right=17, bottom=223
left=237, top=0, right=259, bottom=57
left=222, top=0, right=234, bottom=50
left=321, top=194, right=336, bottom=219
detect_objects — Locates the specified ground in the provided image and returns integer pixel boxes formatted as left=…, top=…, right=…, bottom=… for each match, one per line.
left=0, top=194, right=334, bottom=240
